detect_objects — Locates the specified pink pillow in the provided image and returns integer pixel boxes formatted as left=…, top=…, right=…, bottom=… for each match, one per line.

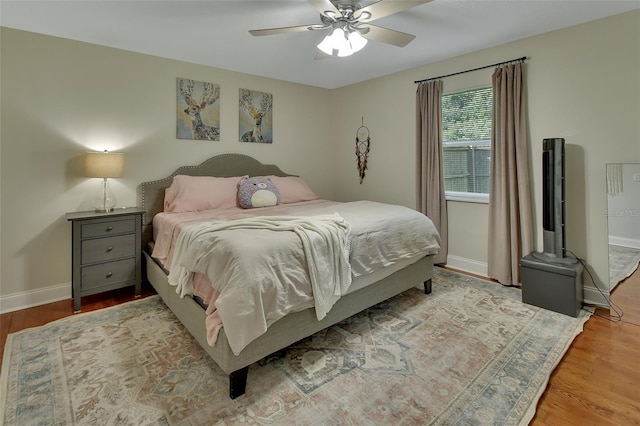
left=268, top=175, right=320, bottom=204
left=164, top=175, right=246, bottom=212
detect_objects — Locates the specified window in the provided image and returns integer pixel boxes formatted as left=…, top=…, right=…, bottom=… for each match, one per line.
left=442, top=87, right=492, bottom=202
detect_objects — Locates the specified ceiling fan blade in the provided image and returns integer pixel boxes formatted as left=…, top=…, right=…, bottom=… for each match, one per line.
left=358, top=0, right=432, bottom=22
left=249, top=25, right=317, bottom=37
left=308, top=0, right=341, bottom=17
left=362, top=24, right=416, bottom=47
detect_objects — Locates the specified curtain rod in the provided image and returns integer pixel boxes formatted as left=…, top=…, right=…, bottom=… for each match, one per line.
left=414, top=56, right=527, bottom=84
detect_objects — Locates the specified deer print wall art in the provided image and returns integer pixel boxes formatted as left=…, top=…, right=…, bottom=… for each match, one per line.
left=239, top=88, right=273, bottom=144
left=177, top=78, right=221, bottom=141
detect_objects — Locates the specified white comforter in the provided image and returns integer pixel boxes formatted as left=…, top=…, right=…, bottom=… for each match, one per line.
left=156, top=200, right=441, bottom=354
left=168, top=214, right=352, bottom=346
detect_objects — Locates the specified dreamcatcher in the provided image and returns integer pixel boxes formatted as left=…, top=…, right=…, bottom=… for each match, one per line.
left=355, top=119, right=370, bottom=184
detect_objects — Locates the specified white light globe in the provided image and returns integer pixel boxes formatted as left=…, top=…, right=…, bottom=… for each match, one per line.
left=317, top=34, right=334, bottom=55
left=349, top=31, right=368, bottom=53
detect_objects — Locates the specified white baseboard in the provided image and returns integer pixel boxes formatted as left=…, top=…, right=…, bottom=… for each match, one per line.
left=446, top=255, right=488, bottom=277
left=583, top=284, right=609, bottom=307
left=0, top=282, right=71, bottom=314
left=0, top=256, right=611, bottom=312
left=446, top=255, right=611, bottom=308
left=608, top=236, right=640, bottom=250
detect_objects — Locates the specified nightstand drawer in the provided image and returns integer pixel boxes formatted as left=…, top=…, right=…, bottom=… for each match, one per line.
left=81, top=258, right=137, bottom=291
left=81, top=218, right=136, bottom=238
left=81, top=234, right=136, bottom=264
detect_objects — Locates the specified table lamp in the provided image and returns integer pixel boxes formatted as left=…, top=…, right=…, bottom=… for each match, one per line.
left=85, top=151, right=124, bottom=212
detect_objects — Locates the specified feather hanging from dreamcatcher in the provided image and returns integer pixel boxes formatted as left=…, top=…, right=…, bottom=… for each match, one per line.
left=355, top=120, right=370, bottom=184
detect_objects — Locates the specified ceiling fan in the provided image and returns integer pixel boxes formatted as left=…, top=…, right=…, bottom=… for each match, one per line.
left=249, top=0, right=432, bottom=57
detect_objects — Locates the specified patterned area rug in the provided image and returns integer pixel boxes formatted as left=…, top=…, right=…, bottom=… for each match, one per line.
left=609, top=245, right=640, bottom=291
left=1, top=268, right=591, bottom=425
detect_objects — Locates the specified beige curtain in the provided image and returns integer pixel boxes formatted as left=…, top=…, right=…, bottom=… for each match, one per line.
left=416, top=80, right=448, bottom=265
left=488, top=62, right=533, bottom=285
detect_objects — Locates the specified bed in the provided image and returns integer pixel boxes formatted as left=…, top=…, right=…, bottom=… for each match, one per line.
left=140, top=153, right=439, bottom=398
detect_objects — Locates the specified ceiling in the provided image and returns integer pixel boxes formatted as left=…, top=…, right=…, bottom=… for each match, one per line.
left=2, top=1, right=639, bottom=89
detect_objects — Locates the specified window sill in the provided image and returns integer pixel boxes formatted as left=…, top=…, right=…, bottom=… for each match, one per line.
left=445, top=192, right=489, bottom=204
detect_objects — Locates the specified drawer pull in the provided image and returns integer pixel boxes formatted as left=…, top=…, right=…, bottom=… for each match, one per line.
left=105, top=226, right=113, bottom=232
left=105, top=272, right=113, bottom=278
left=106, top=246, right=113, bottom=252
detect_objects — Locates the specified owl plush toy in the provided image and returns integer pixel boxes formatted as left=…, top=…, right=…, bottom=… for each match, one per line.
left=237, top=176, right=281, bottom=208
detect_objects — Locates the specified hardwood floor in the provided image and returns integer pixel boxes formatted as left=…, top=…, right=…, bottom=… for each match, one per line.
left=1, top=271, right=639, bottom=424
left=531, top=266, right=640, bottom=425
left=610, top=262, right=640, bottom=326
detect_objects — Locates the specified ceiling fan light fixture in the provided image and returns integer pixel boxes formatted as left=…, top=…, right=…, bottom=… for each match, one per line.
left=250, top=0, right=429, bottom=58
left=317, top=26, right=367, bottom=57
left=318, top=27, right=353, bottom=56
left=337, top=45, right=354, bottom=57
left=348, top=30, right=368, bottom=53
left=317, top=35, right=334, bottom=55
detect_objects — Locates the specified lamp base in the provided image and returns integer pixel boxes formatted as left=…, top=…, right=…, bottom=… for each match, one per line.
left=94, top=207, right=115, bottom=213
left=92, top=178, right=117, bottom=213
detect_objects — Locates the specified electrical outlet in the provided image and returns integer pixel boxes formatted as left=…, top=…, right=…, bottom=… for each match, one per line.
left=633, top=173, right=640, bottom=182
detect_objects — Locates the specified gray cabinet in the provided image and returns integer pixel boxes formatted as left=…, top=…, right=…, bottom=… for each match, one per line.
left=66, top=208, right=145, bottom=311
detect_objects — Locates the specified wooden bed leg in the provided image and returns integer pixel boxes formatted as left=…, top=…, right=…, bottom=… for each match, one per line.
left=229, top=367, right=249, bottom=399
left=424, top=279, right=432, bottom=295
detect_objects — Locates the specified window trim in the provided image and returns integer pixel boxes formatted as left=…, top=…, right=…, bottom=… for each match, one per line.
left=445, top=191, right=489, bottom=204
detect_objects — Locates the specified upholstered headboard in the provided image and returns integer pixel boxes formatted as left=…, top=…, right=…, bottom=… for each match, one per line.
left=139, top=153, right=293, bottom=247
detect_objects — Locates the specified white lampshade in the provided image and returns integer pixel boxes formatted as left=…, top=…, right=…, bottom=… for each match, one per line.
left=85, top=151, right=124, bottom=178
left=317, top=33, right=335, bottom=55
left=85, top=151, right=124, bottom=212
left=337, top=46, right=354, bottom=57
left=348, top=31, right=368, bottom=53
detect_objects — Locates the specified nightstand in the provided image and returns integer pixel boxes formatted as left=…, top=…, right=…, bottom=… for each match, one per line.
left=66, top=207, right=145, bottom=311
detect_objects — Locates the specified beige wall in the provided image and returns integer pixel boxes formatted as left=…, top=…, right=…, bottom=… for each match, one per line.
left=2, top=10, right=639, bottom=310
left=330, top=10, right=640, bottom=304
left=0, top=28, right=333, bottom=309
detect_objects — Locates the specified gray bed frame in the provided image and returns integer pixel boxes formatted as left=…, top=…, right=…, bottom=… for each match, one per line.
left=140, top=153, right=434, bottom=399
